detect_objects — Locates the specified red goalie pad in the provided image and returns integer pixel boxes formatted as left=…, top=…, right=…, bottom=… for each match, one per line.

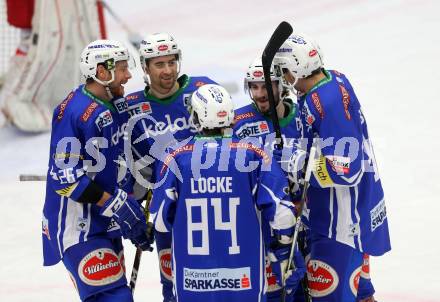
left=6, top=0, right=35, bottom=29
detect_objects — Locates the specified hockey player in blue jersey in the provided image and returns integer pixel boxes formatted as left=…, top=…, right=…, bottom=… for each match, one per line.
left=275, top=33, right=391, bottom=302
left=234, top=57, right=306, bottom=302
left=42, top=40, right=153, bottom=302
left=123, top=32, right=218, bottom=302
left=150, top=83, right=298, bottom=302
left=234, top=57, right=301, bottom=148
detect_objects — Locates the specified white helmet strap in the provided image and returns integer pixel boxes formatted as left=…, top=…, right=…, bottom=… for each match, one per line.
left=92, top=68, right=115, bottom=99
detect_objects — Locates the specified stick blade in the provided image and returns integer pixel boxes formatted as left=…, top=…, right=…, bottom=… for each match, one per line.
left=262, top=21, right=293, bottom=66
left=261, top=21, right=293, bottom=149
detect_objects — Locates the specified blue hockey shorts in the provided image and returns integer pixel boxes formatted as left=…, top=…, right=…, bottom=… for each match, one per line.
left=307, top=232, right=363, bottom=302
left=62, top=237, right=132, bottom=302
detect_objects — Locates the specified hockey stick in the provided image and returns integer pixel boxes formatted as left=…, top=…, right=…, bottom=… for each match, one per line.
left=129, top=190, right=154, bottom=293
left=19, top=174, right=47, bottom=181
left=262, top=21, right=292, bottom=150
left=261, top=21, right=312, bottom=302
left=282, top=145, right=316, bottom=302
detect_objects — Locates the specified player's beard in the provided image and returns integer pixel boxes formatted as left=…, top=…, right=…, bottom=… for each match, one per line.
left=254, top=97, right=270, bottom=113
left=109, top=82, right=125, bottom=98
left=159, top=74, right=177, bottom=91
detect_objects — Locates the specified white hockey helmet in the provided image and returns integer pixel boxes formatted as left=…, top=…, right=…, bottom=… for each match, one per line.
left=139, top=33, right=182, bottom=70
left=190, top=84, right=235, bottom=130
left=244, top=56, right=284, bottom=101
left=274, top=33, right=324, bottom=85
left=80, top=39, right=130, bottom=86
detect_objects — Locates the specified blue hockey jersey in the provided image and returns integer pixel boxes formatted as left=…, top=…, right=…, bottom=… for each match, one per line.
left=151, top=135, right=291, bottom=302
left=125, top=75, right=217, bottom=185
left=298, top=70, right=391, bottom=256
left=233, top=102, right=302, bottom=152
left=124, top=75, right=218, bottom=301
left=42, top=85, right=129, bottom=266
left=233, top=102, right=303, bottom=301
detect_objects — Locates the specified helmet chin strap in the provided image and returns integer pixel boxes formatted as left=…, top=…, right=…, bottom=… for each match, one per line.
left=93, top=70, right=115, bottom=99
left=281, top=74, right=299, bottom=96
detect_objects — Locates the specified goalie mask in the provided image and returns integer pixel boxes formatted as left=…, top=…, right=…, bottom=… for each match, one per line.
left=274, top=33, right=324, bottom=87
left=80, top=39, right=131, bottom=86
left=190, top=84, right=234, bottom=130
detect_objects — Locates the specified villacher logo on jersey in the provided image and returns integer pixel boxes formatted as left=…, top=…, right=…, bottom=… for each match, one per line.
left=307, top=260, right=339, bottom=298
left=159, top=248, right=173, bottom=281
left=78, top=248, right=123, bottom=286
left=183, top=267, right=251, bottom=292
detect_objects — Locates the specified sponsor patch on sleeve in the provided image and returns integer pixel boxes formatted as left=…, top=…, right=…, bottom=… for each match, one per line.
left=313, top=155, right=334, bottom=187
left=42, top=216, right=50, bottom=240
left=326, top=155, right=350, bottom=174
left=95, top=110, right=113, bottom=131
left=370, top=199, right=387, bottom=232
left=339, top=85, right=351, bottom=120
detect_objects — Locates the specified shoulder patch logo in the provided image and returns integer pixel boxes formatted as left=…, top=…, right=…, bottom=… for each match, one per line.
left=81, top=102, right=98, bottom=122
left=311, top=92, right=324, bottom=119
left=229, top=142, right=270, bottom=164
left=339, top=85, right=351, bottom=120
left=57, top=92, right=74, bottom=121
left=126, top=94, right=139, bottom=102
left=234, top=112, right=255, bottom=122
left=160, top=144, right=194, bottom=175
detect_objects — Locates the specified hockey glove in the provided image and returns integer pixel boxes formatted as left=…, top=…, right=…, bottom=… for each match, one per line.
left=284, top=248, right=306, bottom=294
left=270, top=200, right=296, bottom=245
left=100, top=188, right=147, bottom=239
left=287, top=149, right=308, bottom=199
left=130, top=222, right=155, bottom=251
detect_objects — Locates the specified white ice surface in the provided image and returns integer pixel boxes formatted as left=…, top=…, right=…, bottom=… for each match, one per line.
left=1, top=0, right=440, bottom=301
